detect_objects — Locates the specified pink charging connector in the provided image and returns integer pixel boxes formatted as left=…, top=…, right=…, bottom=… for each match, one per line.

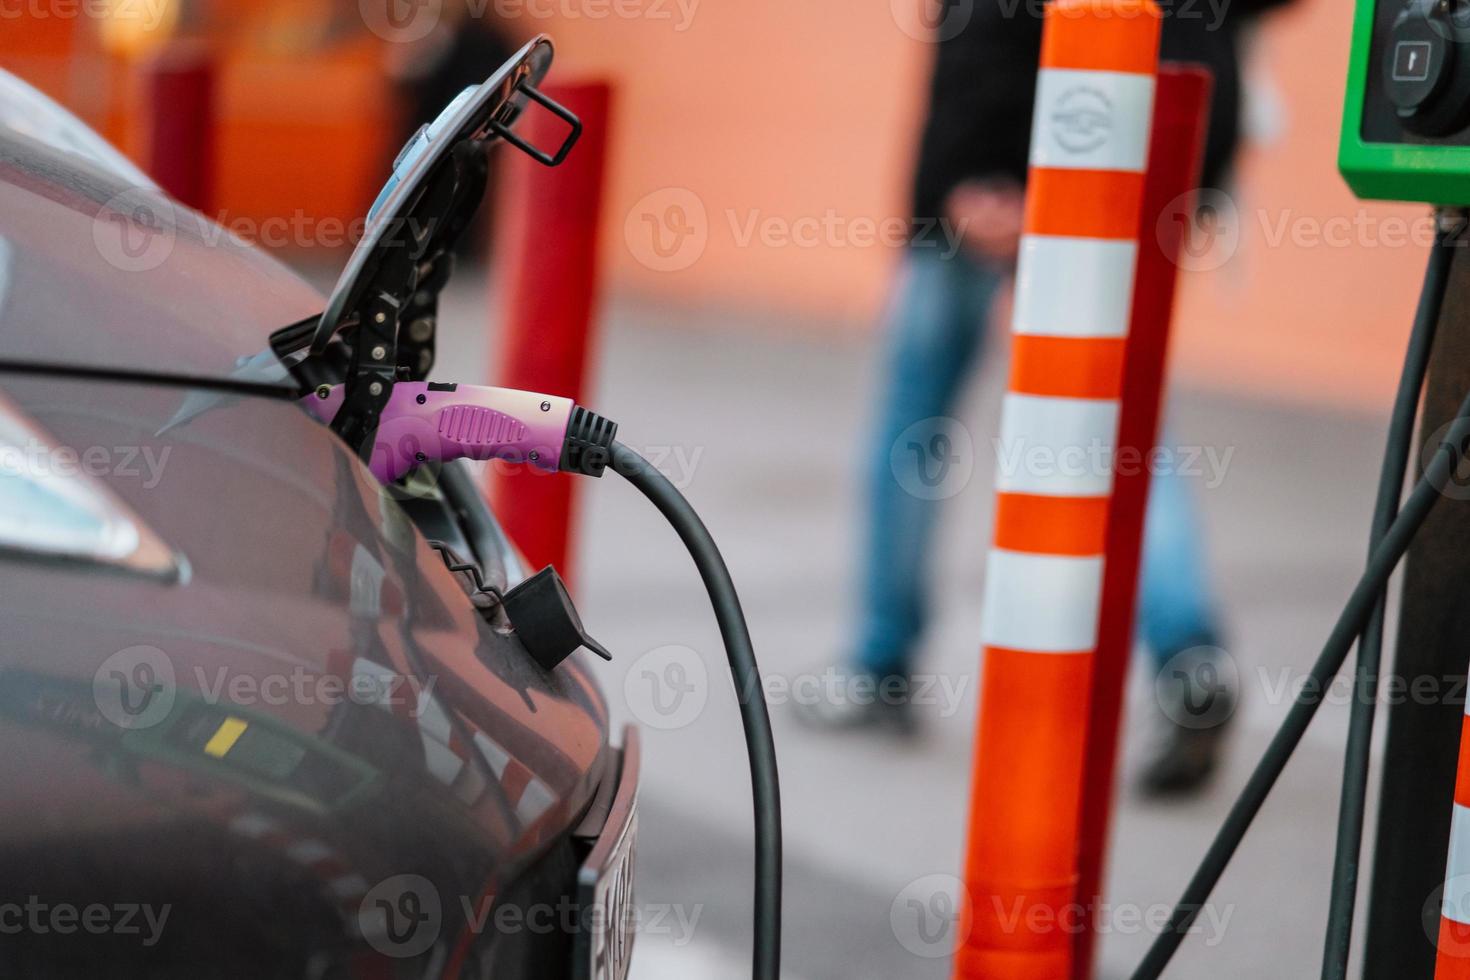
left=303, top=381, right=614, bottom=484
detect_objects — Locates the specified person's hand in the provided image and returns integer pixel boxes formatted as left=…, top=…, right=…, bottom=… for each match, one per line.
left=943, top=180, right=1026, bottom=262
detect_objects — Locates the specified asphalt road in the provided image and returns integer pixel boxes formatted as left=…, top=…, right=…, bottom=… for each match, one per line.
left=427, top=273, right=1397, bottom=979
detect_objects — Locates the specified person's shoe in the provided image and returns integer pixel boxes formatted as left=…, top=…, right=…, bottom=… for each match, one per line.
left=792, top=667, right=920, bottom=739
left=1139, top=646, right=1238, bottom=799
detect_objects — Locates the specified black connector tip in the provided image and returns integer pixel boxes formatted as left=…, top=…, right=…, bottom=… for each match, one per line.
left=560, top=405, right=618, bottom=477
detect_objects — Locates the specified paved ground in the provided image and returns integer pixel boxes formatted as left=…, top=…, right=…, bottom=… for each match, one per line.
left=426, top=270, right=1401, bottom=979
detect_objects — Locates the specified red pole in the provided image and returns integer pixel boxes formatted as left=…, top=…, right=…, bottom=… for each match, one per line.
left=138, top=42, right=215, bottom=212
left=1070, top=65, right=1214, bottom=978
left=486, top=81, right=612, bottom=584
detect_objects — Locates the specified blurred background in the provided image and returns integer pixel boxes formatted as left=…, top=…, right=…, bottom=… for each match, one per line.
left=0, top=1, right=1440, bottom=977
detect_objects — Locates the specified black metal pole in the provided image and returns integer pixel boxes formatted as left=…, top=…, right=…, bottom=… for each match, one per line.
left=1363, top=230, right=1470, bottom=979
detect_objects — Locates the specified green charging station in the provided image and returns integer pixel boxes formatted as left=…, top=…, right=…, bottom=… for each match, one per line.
left=1337, top=4, right=1470, bottom=978
left=1341, top=0, right=1470, bottom=203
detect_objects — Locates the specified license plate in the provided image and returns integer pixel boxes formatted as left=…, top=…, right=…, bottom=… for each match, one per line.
left=575, top=729, right=639, bottom=980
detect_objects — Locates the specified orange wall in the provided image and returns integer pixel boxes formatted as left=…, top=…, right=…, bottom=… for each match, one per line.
left=542, top=1, right=931, bottom=324
left=544, top=0, right=1428, bottom=410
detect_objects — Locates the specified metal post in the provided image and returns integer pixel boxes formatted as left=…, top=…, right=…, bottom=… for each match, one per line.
left=1363, top=233, right=1470, bottom=978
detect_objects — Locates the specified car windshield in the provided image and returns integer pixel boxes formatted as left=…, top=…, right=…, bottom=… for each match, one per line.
left=0, top=124, right=321, bottom=384
left=0, top=68, right=156, bottom=188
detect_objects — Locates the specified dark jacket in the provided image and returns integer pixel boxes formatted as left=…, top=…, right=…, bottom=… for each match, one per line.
left=911, top=0, right=1293, bottom=225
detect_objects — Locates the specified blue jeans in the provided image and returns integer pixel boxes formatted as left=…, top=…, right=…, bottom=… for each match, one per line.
left=854, top=247, right=1222, bottom=676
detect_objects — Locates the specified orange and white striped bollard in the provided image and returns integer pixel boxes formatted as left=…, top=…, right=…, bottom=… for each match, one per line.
left=954, top=1, right=1161, bottom=977
left=1435, top=696, right=1470, bottom=977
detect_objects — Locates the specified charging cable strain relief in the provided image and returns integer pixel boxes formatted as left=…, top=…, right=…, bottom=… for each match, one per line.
left=561, top=405, right=619, bottom=477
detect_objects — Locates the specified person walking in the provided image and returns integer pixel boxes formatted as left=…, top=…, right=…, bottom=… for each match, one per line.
left=798, top=0, right=1292, bottom=796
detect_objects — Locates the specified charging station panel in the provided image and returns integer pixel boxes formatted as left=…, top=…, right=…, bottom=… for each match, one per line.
left=1341, top=0, right=1470, bottom=203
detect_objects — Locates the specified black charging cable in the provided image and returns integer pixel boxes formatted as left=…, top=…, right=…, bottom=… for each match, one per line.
left=1131, top=308, right=1470, bottom=979
left=1320, top=220, right=1458, bottom=980
left=609, top=441, right=783, bottom=980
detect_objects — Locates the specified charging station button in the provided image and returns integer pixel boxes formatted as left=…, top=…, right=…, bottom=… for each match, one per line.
left=1395, top=41, right=1434, bottom=82
left=1385, top=17, right=1451, bottom=111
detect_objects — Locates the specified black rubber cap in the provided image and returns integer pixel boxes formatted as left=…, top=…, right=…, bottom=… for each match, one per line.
left=560, top=406, right=618, bottom=477
left=502, top=566, right=612, bottom=672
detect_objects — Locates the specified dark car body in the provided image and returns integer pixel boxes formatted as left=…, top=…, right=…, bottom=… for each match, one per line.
left=0, top=78, right=631, bottom=979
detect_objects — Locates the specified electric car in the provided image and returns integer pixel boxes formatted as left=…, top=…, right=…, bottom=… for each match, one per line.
left=0, top=44, right=637, bottom=980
